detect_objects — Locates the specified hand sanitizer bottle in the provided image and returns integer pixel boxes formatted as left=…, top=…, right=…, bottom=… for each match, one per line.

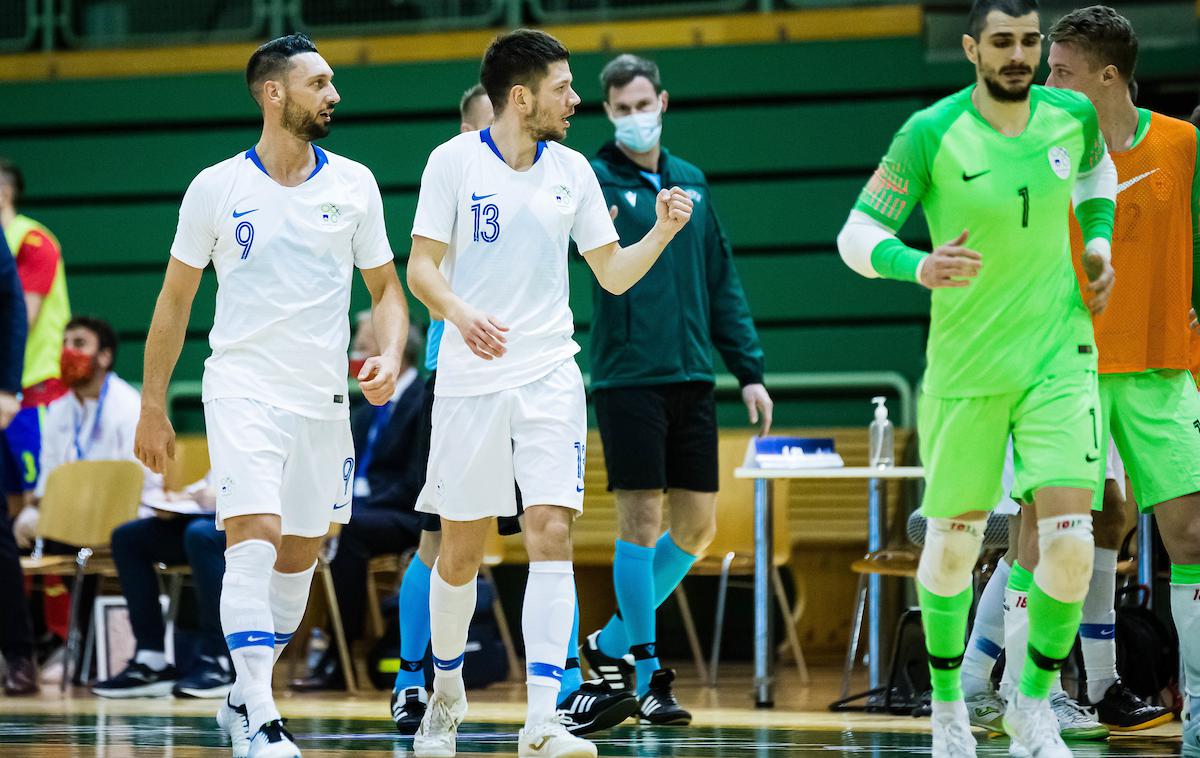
left=869, top=396, right=893, bottom=468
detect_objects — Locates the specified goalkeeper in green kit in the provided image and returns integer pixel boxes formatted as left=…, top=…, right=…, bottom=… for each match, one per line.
left=836, top=1, right=1116, bottom=756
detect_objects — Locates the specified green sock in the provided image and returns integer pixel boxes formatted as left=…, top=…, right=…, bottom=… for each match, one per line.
left=1008, top=561, right=1033, bottom=593
left=1019, top=577, right=1083, bottom=699
left=917, top=581, right=973, bottom=702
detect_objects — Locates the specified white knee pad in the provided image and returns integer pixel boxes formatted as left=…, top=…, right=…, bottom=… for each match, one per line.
left=917, top=518, right=986, bottom=596
left=1034, top=514, right=1094, bottom=603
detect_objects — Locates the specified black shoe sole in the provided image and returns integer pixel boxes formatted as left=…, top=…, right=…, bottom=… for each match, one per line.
left=1100, top=711, right=1174, bottom=732
left=565, top=694, right=639, bottom=736
left=638, top=712, right=692, bottom=726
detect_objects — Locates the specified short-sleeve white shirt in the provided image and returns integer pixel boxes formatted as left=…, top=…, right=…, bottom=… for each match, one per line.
left=411, top=129, right=619, bottom=397
left=170, top=146, right=393, bottom=420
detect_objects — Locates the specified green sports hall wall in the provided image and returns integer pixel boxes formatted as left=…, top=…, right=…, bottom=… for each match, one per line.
left=6, top=37, right=1200, bottom=432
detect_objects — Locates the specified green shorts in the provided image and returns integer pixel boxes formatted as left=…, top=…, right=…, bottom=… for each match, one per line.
left=1100, top=369, right=1200, bottom=512
left=918, top=370, right=1103, bottom=519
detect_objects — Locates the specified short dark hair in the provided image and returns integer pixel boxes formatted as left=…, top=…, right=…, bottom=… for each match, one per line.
left=968, top=0, right=1039, bottom=39
left=66, top=316, right=118, bottom=364
left=1190, top=105, right=1200, bottom=129
left=459, top=83, right=487, bottom=120
left=479, top=29, right=570, bottom=114
left=0, top=158, right=23, bottom=205
left=1048, top=6, right=1138, bottom=80
left=600, top=54, right=663, bottom=101
left=245, top=33, right=320, bottom=105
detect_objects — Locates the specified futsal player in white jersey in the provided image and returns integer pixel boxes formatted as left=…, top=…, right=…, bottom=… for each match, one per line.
left=406, top=29, right=694, bottom=758
left=135, top=34, right=408, bottom=758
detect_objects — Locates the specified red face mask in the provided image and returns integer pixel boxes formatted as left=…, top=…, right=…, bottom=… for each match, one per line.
left=60, top=347, right=97, bottom=387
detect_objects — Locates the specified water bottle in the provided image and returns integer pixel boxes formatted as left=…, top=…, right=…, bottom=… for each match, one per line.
left=869, top=396, right=894, bottom=468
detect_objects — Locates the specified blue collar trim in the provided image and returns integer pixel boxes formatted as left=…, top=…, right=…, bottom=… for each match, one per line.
left=480, top=128, right=546, bottom=166
left=245, top=144, right=328, bottom=182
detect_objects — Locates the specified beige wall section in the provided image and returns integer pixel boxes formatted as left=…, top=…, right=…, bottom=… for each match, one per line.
left=1, top=5, right=921, bottom=83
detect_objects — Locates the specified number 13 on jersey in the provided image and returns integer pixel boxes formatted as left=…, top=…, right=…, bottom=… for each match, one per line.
left=471, top=202, right=500, bottom=243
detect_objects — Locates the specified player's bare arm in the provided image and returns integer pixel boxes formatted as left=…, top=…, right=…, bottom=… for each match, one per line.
left=581, top=187, right=693, bottom=295
left=136, top=256, right=203, bottom=474
left=357, top=261, right=409, bottom=405
left=407, top=234, right=508, bottom=361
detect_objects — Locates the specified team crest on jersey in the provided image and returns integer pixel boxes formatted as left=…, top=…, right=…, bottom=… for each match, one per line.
left=686, top=188, right=703, bottom=204
left=1048, top=147, right=1071, bottom=180
left=320, top=203, right=341, bottom=224
left=552, top=184, right=574, bottom=210
left=624, top=191, right=637, bottom=207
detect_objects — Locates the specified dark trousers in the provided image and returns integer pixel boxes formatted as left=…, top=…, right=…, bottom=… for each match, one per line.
left=0, top=514, right=35, bottom=661
left=110, top=515, right=226, bottom=657
left=330, top=508, right=421, bottom=643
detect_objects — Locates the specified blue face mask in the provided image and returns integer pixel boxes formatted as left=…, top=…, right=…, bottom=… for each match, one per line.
left=613, top=108, right=662, bottom=154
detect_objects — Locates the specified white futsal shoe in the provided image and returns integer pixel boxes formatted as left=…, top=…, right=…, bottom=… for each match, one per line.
left=247, top=719, right=301, bottom=757
left=413, top=691, right=468, bottom=758
left=216, top=695, right=252, bottom=758
left=518, top=715, right=598, bottom=758
left=931, top=701, right=978, bottom=757
left=1005, top=693, right=1071, bottom=758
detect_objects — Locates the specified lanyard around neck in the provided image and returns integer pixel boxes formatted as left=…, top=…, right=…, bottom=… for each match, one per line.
left=73, top=374, right=111, bottom=461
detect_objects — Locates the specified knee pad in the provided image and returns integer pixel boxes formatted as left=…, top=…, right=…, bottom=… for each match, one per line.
left=1034, top=514, right=1094, bottom=603
left=917, top=518, right=985, bottom=596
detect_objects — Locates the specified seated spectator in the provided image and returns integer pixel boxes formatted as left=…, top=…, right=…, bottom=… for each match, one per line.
left=290, top=318, right=426, bottom=691
left=13, top=316, right=162, bottom=548
left=91, top=474, right=231, bottom=699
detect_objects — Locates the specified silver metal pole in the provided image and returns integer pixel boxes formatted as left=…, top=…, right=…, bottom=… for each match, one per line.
left=753, top=478, right=774, bottom=707
left=867, top=477, right=886, bottom=688
left=1138, top=512, right=1154, bottom=608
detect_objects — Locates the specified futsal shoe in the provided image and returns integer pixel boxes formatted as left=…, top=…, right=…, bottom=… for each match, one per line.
left=391, top=685, right=428, bottom=735
left=413, top=691, right=468, bottom=758
left=1049, top=691, right=1109, bottom=740
left=1004, top=694, right=1071, bottom=758
left=557, top=678, right=638, bottom=735
left=1088, top=681, right=1172, bottom=731
left=637, top=669, right=692, bottom=725
left=964, top=688, right=1006, bottom=733
left=518, top=715, right=598, bottom=757
left=248, top=719, right=301, bottom=757
left=216, top=695, right=252, bottom=758
left=930, top=701, right=977, bottom=757
left=92, top=661, right=179, bottom=698
left=581, top=630, right=634, bottom=694
left=174, top=655, right=234, bottom=699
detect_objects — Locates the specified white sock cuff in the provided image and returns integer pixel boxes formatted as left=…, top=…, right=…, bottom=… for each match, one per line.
left=225, top=538, right=277, bottom=564
left=272, top=561, right=317, bottom=581
left=431, top=561, right=477, bottom=593
left=1093, top=546, right=1119, bottom=573
left=528, top=560, right=574, bottom=576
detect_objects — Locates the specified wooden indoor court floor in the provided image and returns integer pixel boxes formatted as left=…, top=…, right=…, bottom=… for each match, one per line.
left=0, top=667, right=1184, bottom=756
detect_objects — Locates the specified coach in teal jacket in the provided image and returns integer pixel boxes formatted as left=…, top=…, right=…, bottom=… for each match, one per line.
left=580, top=54, right=771, bottom=722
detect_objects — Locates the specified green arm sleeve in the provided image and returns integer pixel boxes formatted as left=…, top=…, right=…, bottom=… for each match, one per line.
left=1193, top=127, right=1200, bottom=314
left=870, top=237, right=926, bottom=283
left=1075, top=197, right=1116, bottom=248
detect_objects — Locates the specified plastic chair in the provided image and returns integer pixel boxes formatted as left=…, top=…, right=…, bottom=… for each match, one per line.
left=20, top=460, right=144, bottom=691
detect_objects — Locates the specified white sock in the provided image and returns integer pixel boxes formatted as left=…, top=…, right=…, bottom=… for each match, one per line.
left=522, top=561, right=575, bottom=728
left=133, top=649, right=168, bottom=671
left=962, top=558, right=1010, bottom=697
left=429, top=560, right=476, bottom=703
left=221, top=540, right=280, bottom=732
left=271, top=561, right=316, bottom=663
left=1000, top=580, right=1029, bottom=701
left=1082, top=547, right=1119, bottom=703
left=931, top=699, right=969, bottom=721
left=1171, top=572, right=1200, bottom=699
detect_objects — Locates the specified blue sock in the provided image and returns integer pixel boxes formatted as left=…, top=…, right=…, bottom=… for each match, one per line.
left=611, top=540, right=658, bottom=697
left=559, top=597, right=582, bottom=698
left=596, top=532, right=698, bottom=661
left=394, top=554, right=432, bottom=691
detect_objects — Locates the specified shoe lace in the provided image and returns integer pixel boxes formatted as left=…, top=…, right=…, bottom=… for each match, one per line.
left=1049, top=692, right=1092, bottom=725
left=426, top=696, right=456, bottom=734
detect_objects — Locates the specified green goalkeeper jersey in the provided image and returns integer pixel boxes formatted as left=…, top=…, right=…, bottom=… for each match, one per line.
left=854, top=85, right=1111, bottom=399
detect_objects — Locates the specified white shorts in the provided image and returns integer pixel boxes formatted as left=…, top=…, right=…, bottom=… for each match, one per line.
left=204, top=398, right=355, bottom=538
left=994, top=435, right=1125, bottom=516
left=418, top=359, right=587, bottom=521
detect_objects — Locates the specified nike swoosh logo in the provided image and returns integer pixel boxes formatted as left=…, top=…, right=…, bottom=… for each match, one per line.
left=471, top=192, right=497, bottom=202
left=245, top=635, right=270, bottom=643
left=1117, top=169, right=1159, bottom=195
left=1086, top=454, right=1100, bottom=463
left=576, top=485, right=584, bottom=493
left=962, top=170, right=991, bottom=182
left=232, top=209, right=259, bottom=218
left=333, top=501, right=350, bottom=510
